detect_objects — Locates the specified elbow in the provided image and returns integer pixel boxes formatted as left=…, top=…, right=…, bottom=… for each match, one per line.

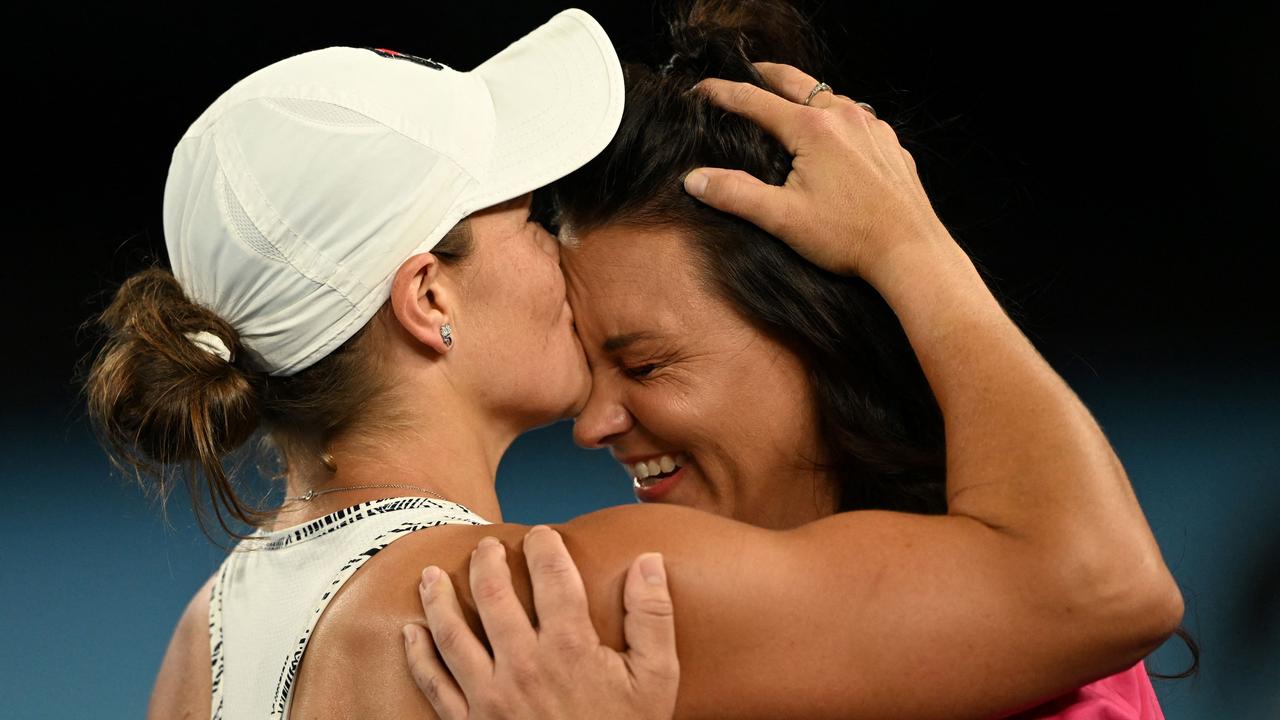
left=1058, top=545, right=1185, bottom=658
left=1135, top=568, right=1184, bottom=647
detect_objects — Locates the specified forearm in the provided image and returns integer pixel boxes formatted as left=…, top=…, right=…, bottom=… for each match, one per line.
left=869, top=231, right=1178, bottom=613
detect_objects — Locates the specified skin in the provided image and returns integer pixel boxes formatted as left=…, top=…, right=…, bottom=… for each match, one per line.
left=563, top=223, right=837, bottom=529
left=147, top=65, right=1184, bottom=720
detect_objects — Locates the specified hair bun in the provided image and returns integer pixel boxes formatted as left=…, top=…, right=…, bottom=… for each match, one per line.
left=86, top=268, right=262, bottom=528
left=662, top=0, right=823, bottom=83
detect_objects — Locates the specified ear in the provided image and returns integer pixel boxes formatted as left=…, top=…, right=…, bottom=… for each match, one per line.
left=390, top=252, right=456, bottom=354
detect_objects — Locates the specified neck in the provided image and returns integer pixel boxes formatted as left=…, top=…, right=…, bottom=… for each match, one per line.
left=274, top=399, right=518, bottom=529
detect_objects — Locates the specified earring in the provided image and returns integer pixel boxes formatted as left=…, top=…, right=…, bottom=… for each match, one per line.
left=320, top=451, right=337, bottom=472
left=440, top=323, right=453, bottom=349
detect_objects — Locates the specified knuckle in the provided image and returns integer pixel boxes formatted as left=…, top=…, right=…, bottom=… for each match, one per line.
left=775, top=200, right=803, bottom=238
left=544, top=627, right=588, bottom=654
left=417, top=671, right=445, bottom=704
left=529, top=551, right=577, bottom=582
left=728, top=83, right=757, bottom=109
left=808, top=109, right=841, bottom=137
left=430, top=623, right=464, bottom=654
left=837, top=102, right=865, bottom=123
left=476, top=695, right=515, bottom=718
left=650, top=658, right=681, bottom=683
left=506, top=657, right=542, bottom=689
left=633, top=594, right=675, bottom=618
left=473, top=576, right=511, bottom=605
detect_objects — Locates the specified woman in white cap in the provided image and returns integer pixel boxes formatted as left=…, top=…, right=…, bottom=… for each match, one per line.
left=87, top=8, right=1181, bottom=720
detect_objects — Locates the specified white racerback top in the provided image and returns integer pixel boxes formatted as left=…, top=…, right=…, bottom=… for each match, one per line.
left=207, top=496, right=490, bottom=719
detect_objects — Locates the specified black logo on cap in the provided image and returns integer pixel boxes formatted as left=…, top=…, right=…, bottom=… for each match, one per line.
left=364, top=47, right=444, bottom=70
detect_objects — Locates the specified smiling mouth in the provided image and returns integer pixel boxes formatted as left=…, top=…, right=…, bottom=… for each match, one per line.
left=626, top=452, right=688, bottom=488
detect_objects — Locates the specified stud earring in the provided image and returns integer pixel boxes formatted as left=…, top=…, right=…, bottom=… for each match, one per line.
left=440, top=323, right=453, bottom=348
left=320, top=451, right=337, bottom=472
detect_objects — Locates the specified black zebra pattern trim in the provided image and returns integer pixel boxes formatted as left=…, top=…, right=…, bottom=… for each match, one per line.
left=209, top=562, right=230, bottom=720
left=206, top=496, right=486, bottom=719
left=249, top=497, right=479, bottom=551
left=271, top=515, right=484, bottom=717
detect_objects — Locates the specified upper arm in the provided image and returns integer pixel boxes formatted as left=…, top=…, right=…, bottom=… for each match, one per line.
left=552, top=504, right=1176, bottom=720
left=148, top=574, right=215, bottom=720
left=323, top=504, right=1175, bottom=720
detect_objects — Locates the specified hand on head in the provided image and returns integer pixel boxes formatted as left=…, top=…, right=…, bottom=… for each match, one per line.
left=683, top=62, right=953, bottom=283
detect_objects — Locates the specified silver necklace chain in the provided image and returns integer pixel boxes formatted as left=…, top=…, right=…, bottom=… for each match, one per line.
left=284, top=483, right=452, bottom=503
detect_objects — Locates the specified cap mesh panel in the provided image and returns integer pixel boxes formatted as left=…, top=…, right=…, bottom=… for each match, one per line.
left=220, top=173, right=287, bottom=262
left=265, top=97, right=380, bottom=127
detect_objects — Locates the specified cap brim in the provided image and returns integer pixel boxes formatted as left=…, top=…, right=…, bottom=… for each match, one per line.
left=469, top=9, right=624, bottom=209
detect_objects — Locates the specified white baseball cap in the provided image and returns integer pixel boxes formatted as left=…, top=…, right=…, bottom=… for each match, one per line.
left=163, top=9, right=624, bottom=376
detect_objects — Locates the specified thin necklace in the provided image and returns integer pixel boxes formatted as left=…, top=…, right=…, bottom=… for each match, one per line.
left=284, top=483, right=453, bottom=503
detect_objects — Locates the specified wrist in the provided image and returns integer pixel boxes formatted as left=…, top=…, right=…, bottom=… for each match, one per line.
left=862, top=224, right=973, bottom=297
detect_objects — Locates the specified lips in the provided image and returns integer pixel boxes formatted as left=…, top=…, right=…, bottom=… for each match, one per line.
left=621, top=452, right=688, bottom=502
left=625, top=452, right=687, bottom=486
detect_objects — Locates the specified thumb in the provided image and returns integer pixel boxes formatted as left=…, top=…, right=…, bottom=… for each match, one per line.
left=622, top=553, right=680, bottom=691
left=683, top=168, right=788, bottom=237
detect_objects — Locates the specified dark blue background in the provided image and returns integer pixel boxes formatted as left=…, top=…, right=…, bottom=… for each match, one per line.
left=2, top=0, right=1276, bottom=717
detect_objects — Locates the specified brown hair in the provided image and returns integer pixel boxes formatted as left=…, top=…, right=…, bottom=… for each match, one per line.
left=85, top=222, right=473, bottom=540
left=555, top=0, right=946, bottom=515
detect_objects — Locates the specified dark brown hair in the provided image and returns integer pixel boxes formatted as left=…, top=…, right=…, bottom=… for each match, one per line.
left=85, top=223, right=473, bottom=539
left=555, top=0, right=946, bottom=514
left=555, top=0, right=1199, bottom=678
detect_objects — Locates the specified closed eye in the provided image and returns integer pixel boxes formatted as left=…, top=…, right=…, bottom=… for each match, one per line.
left=622, top=363, right=661, bottom=380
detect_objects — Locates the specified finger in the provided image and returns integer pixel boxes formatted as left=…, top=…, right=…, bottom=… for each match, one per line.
left=622, top=554, right=680, bottom=690
left=420, top=565, right=493, bottom=697
left=469, top=536, right=537, bottom=661
left=682, top=168, right=792, bottom=239
left=403, top=624, right=469, bottom=720
left=694, top=78, right=802, bottom=152
left=752, top=61, right=819, bottom=104
left=523, top=525, right=597, bottom=645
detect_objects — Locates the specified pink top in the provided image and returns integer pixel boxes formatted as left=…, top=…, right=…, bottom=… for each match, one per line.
left=1006, top=662, right=1164, bottom=719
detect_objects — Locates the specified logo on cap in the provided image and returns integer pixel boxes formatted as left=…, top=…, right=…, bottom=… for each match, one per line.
left=364, top=47, right=444, bottom=70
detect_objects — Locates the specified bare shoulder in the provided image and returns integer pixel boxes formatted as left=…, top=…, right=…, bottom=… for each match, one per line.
left=285, top=522, right=531, bottom=718
left=147, top=573, right=216, bottom=720
left=286, top=505, right=774, bottom=717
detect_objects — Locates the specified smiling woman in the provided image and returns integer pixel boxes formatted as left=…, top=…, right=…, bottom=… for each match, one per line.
left=564, top=224, right=836, bottom=527
left=555, top=47, right=949, bottom=525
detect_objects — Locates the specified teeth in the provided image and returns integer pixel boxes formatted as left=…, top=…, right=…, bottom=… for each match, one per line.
left=627, top=453, right=686, bottom=483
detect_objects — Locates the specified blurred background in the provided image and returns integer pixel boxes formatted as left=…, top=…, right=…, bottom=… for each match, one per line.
left=2, top=1, right=1276, bottom=717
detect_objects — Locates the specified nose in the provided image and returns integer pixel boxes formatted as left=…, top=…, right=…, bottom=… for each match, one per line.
left=572, top=377, right=633, bottom=449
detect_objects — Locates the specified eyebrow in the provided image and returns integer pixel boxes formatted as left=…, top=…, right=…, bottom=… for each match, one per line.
left=602, top=332, right=659, bottom=353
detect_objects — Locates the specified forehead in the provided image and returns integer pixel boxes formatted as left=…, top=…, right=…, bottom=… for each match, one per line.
left=562, top=224, right=714, bottom=338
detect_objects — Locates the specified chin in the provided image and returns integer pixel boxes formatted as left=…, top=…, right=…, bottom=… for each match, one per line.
left=543, top=375, right=592, bottom=423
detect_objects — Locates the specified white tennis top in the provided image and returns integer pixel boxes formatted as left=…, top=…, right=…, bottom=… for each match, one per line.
left=207, top=496, right=489, bottom=719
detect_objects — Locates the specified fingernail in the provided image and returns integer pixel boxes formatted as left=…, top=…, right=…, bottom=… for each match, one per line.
left=639, top=553, right=666, bottom=586
left=478, top=536, right=499, bottom=548
left=527, top=524, right=552, bottom=536
left=683, top=170, right=709, bottom=198
left=402, top=625, right=416, bottom=647
left=421, top=566, right=441, bottom=591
